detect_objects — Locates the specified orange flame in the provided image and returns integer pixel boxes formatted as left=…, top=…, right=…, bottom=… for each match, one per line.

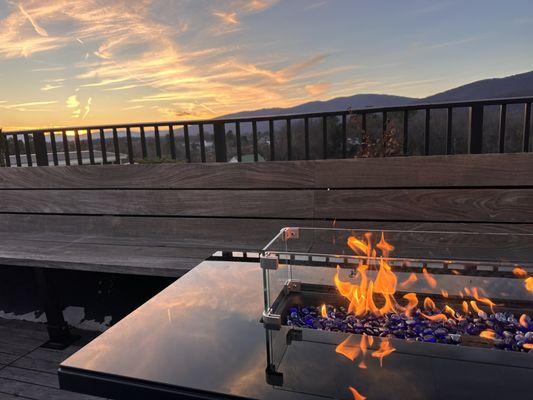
left=523, top=343, right=533, bottom=350
left=335, top=335, right=360, bottom=361
left=423, top=297, right=437, bottom=311
left=470, top=300, right=485, bottom=316
left=525, top=277, right=533, bottom=293
left=480, top=329, right=496, bottom=340
left=335, top=235, right=403, bottom=317
left=403, top=293, right=418, bottom=317
left=441, top=289, right=449, bottom=298
left=420, top=312, right=448, bottom=322
left=513, top=267, right=528, bottom=278
left=519, top=314, right=528, bottom=328
left=371, top=338, right=396, bottom=367
left=400, top=272, right=418, bottom=288
left=462, top=301, right=469, bottom=313
left=471, top=287, right=496, bottom=313
left=320, top=304, right=328, bottom=318
left=422, top=268, right=437, bottom=288
left=349, top=387, right=367, bottom=400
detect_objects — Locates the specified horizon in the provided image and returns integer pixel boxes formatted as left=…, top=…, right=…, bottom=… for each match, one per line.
left=1, top=0, right=532, bottom=131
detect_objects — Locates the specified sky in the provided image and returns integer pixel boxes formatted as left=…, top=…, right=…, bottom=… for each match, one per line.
left=0, top=0, right=532, bottom=131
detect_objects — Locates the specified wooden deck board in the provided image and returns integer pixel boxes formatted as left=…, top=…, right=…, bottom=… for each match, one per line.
left=0, top=318, right=103, bottom=400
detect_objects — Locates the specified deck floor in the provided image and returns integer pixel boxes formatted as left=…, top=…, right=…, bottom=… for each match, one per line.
left=0, top=318, right=104, bottom=399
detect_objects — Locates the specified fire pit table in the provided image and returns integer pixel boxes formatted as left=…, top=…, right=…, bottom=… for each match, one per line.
left=59, top=228, right=533, bottom=400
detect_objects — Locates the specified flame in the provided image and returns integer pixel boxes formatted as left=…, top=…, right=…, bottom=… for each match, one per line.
left=441, top=289, right=449, bottom=298
left=335, top=236, right=403, bottom=317
left=470, top=300, right=484, bottom=315
left=422, top=268, right=437, bottom=288
left=347, top=236, right=371, bottom=257
left=525, top=277, right=533, bottom=293
left=519, top=314, right=528, bottom=328
left=462, top=301, right=469, bottom=313
left=480, top=329, right=496, bottom=340
left=444, top=305, right=457, bottom=318
left=320, top=304, right=328, bottom=318
left=471, top=287, right=496, bottom=313
left=349, top=387, right=367, bottom=400
left=335, top=335, right=360, bottom=361
left=400, top=272, right=417, bottom=288
left=513, top=267, right=528, bottom=278
left=371, top=338, right=396, bottom=367
left=403, top=293, right=418, bottom=317
left=423, top=297, right=437, bottom=311
left=420, top=312, right=448, bottom=322
left=358, top=334, right=368, bottom=369
left=524, top=343, right=533, bottom=350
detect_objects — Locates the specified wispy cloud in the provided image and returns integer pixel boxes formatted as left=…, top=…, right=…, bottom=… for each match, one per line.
left=17, top=3, right=48, bottom=37
left=4, top=100, right=58, bottom=109
left=213, top=11, right=239, bottom=25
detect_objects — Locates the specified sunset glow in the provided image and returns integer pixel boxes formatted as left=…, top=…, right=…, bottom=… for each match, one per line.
left=0, top=0, right=532, bottom=130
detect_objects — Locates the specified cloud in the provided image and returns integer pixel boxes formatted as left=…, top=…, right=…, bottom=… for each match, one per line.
left=17, top=3, right=48, bottom=37
left=82, top=97, right=92, bottom=119
left=41, top=83, right=62, bottom=91
left=213, top=11, right=239, bottom=25
left=305, top=82, right=331, bottom=96
left=0, top=0, right=337, bottom=121
left=4, top=100, right=58, bottom=108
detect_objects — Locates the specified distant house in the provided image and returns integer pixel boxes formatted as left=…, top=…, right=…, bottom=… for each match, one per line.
left=229, top=154, right=265, bottom=163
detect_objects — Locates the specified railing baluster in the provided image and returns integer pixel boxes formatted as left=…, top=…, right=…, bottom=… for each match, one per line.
left=168, top=125, right=176, bottom=159
left=112, top=128, right=120, bottom=164
left=322, top=116, right=327, bottom=159
left=424, top=108, right=430, bottom=155
left=126, top=126, right=134, bottom=164
left=286, top=118, right=292, bottom=160
left=74, top=129, right=82, bottom=165
left=382, top=111, right=387, bottom=145
left=446, top=107, right=453, bottom=155
left=140, top=126, right=147, bottom=159
left=23, top=133, right=32, bottom=166
left=341, top=114, right=347, bottom=158
left=62, top=130, right=70, bottom=165
left=199, top=124, right=206, bottom=162
left=304, top=118, right=310, bottom=160
left=252, top=120, right=258, bottom=162
left=403, top=110, right=409, bottom=155
left=469, top=104, right=484, bottom=154
left=50, top=131, right=59, bottom=165
left=236, top=122, right=242, bottom=162
left=213, top=122, right=226, bottom=162
left=184, top=124, right=191, bottom=162
left=87, top=129, right=95, bottom=165
left=499, top=104, right=507, bottom=153
left=99, top=128, right=107, bottom=164
left=33, top=132, right=48, bottom=166
left=2, top=131, right=11, bottom=167
left=13, top=134, right=21, bottom=166
left=154, top=125, right=161, bottom=158
left=524, top=102, right=531, bottom=152
left=269, top=120, right=275, bottom=161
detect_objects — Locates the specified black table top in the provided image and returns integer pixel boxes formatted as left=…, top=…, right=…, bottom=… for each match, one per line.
left=59, top=259, right=533, bottom=400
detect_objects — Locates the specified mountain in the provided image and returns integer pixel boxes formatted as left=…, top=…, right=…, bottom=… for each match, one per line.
left=219, top=70, right=533, bottom=118
left=220, top=94, right=416, bottom=119
left=422, top=70, right=533, bottom=102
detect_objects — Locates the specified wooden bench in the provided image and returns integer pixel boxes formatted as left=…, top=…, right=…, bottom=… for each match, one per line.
left=0, top=152, right=532, bottom=277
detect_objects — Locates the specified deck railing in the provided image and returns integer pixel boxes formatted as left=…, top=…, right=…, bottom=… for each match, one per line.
left=1, top=96, right=532, bottom=167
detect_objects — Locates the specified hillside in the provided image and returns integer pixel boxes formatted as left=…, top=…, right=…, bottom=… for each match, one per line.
left=220, top=70, right=533, bottom=118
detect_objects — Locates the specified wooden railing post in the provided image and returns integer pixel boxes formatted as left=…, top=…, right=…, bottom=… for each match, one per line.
left=33, top=132, right=49, bottom=166
left=469, top=105, right=484, bottom=154
left=213, top=121, right=227, bottom=162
